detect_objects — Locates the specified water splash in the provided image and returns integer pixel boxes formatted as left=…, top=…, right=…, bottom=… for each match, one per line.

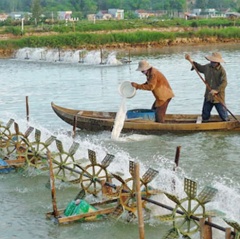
left=111, top=98, right=127, bottom=140
left=14, top=47, right=123, bottom=65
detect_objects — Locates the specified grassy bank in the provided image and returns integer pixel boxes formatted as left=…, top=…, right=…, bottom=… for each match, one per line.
left=0, top=26, right=240, bottom=50
left=0, top=18, right=239, bottom=57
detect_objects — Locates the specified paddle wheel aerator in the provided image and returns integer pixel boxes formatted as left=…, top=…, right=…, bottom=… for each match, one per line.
left=77, top=149, right=115, bottom=196
left=160, top=178, right=218, bottom=239
left=52, top=139, right=80, bottom=181
left=111, top=161, right=159, bottom=220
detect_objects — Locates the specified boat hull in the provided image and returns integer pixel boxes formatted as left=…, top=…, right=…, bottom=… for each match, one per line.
left=51, top=102, right=240, bottom=134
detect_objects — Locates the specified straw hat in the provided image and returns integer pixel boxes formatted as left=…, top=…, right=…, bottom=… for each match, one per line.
left=205, top=52, right=224, bottom=63
left=136, top=60, right=152, bottom=71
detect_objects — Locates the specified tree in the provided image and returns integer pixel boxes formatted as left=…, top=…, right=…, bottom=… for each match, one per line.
left=31, top=0, right=42, bottom=24
left=126, top=0, right=152, bottom=10
left=82, top=0, right=97, bottom=15
left=195, top=0, right=208, bottom=9
left=169, top=0, right=186, bottom=11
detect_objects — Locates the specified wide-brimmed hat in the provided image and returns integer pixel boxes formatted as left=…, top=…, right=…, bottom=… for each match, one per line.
left=136, top=60, right=152, bottom=71
left=205, top=52, right=224, bottom=63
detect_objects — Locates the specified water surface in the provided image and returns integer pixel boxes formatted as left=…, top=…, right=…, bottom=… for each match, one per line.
left=1, top=43, right=240, bottom=239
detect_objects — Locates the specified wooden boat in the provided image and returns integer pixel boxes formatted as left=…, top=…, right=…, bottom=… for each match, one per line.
left=51, top=102, right=240, bottom=134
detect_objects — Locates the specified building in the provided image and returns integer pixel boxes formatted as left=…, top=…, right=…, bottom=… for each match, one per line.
left=0, top=13, right=8, bottom=21
left=96, top=9, right=124, bottom=20
left=225, top=12, right=240, bottom=18
left=108, top=9, right=124, bottom=20
left=58, top=11, right=72, bottom=20
left=9, top=12, right=23, bottom=20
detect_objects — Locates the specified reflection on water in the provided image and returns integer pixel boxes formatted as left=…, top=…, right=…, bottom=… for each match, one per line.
left=0, top=43, right=240, bottom=239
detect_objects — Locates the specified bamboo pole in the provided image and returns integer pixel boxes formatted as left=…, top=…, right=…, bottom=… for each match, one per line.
left=26, top=96, right=29, bottom=122
left=134, top=163, right=145, bottom=239
left=188, top=59, right=240, bottom=123
left=47, top=150, right=59, bottom=218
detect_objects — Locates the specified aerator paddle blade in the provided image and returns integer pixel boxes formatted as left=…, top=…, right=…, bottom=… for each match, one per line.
left=110, top=204, right=124, bottom=219
left=162, top=228, right=179, bottom=239
left=88, top=149, right=97, bottom=165
left=45, top=136, right=56, bottom=147
left=142, top=168, right=159, bottom=184
left=6, top=118, right=14, bottom=129
left=184, top=178, right=197, bottom=199
left=129, top=160, right=135, bottom=176
left=55, top=139, right=64, bottom=153
left=74, top=189, right=86, bottom=200
left=35, top=129, right=41, bottom=142
left=224, top=218, right=240, bottom=231
left=165, top=192, right=181, bottom=205
left=101, top=154, right=114, bottom=168
left=24, top=126, right=34, bottom=138
left=111, top=173, right=126, bottom=185
left=69, top=142, right=79, bottom=156
left=14, top=122, right=20, bottom=134
left=197, top=186, right=218, bottom=204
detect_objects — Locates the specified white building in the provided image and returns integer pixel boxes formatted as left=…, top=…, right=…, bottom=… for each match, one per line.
left=108, top=9, right=124, bottom=20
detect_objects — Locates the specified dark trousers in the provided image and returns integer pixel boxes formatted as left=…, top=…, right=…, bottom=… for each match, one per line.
left=202, top=98, right=229, bottom=121
left=152, top=98, right=171, bottom=123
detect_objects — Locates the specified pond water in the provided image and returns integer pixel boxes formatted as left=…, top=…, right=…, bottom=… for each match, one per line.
left=0, top=43, right=240, bottom=239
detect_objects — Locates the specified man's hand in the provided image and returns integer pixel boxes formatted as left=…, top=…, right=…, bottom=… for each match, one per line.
left=210, top=89, right=218, bottom=95
left=131, top=82, right=138, bottom=89
left=185, top=54, right=193, bottom=62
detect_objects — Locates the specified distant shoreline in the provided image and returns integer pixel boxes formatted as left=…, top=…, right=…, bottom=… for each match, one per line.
left=0, top=35, right=240, bottom=58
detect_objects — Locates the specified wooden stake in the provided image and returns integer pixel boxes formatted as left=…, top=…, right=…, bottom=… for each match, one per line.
left=47, top=150, right=59, bottom=218
left=200, top=217, right=212, bottom=239
left=72, top=115, right=77, bottom=138
left=134, top=163, right=145, bottom=239
left=26, top=96, right=29, bottom=122
left=174, top=146, right=181, bottom=170
left=100, top=48, right=104, bottom=64
left=172, top=146, right=181, bottom=191
left=225, top=227, right=232, bottom=239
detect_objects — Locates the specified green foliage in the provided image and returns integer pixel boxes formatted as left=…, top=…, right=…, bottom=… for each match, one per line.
left=31, top=0, right=42, bottom=24
left=0, top=18, right=240, bottom=50
left=4, top=26, right=23, bottom=35
left=0, top=0, right=238, bottom=15
left=196, top=26, right=240, bottom=38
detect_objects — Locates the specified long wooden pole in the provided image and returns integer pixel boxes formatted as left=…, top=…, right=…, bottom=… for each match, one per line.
left=134, top=163, right=145, bottom=239
left=47, top=150, right=59, bottom=218
left=188, top=60, right=240, bottom=122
